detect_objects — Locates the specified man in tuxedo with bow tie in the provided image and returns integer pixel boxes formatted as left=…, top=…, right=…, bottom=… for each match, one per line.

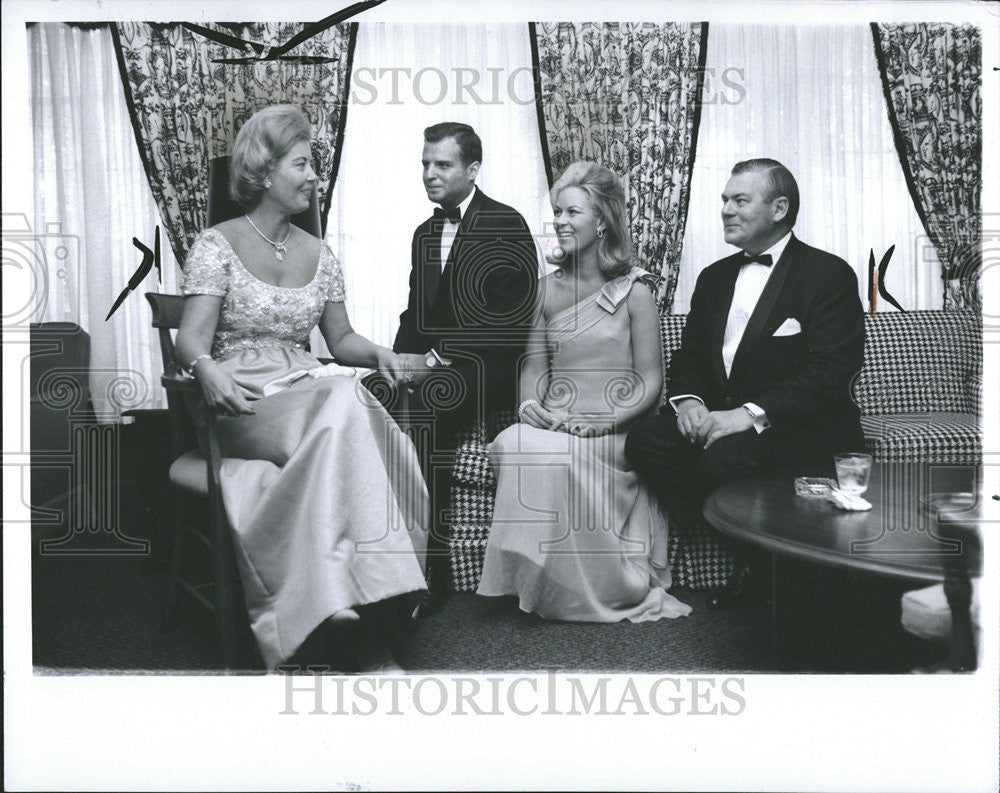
left=392, top=122, right=538, bottom=617
left=625, top=158, right=865, bottom=609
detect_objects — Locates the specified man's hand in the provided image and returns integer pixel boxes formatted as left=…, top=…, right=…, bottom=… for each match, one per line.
left=676, top=398, right=710, bottom=442
left=694, top=408, right=754, bottom=449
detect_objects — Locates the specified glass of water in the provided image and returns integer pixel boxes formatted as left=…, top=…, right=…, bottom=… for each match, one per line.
left=834, top=452, right=873, bottom=494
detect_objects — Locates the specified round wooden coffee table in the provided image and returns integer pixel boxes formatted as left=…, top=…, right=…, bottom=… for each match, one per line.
left=703, top=463, right=982, bottom=670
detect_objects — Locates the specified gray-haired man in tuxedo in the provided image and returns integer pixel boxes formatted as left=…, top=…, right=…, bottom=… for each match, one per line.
left=625, top=158, right=865, bottom=609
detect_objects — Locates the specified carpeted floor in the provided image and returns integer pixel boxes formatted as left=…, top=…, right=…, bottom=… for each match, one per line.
left=33, top=535, right=946, bottom=675
left=32, top=546, right=782, bottom=674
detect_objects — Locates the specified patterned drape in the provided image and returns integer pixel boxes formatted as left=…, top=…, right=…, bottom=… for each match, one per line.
left=531, top=22, right=708, bottom=310
left=872, top=23, right=982, bottom=311
left=111, top=22, right=356, bottom=265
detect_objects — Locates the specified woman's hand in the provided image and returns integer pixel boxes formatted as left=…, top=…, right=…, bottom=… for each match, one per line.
left=374, top=347, right=408, bottom=385
left=192, top=359, right=255, bottom=417
left=562, top=416, right=614, bottom=437
left=518, top=399, right=564, bottom=430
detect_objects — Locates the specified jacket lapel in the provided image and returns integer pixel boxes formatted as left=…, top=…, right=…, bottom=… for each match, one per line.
left=421, top=217, right=443, bottom=310
left=728, top=235, right=798, bottom=384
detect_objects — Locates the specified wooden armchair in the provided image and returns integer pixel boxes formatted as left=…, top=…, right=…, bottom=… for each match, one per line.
left=146, top=291, right=255, bottom=670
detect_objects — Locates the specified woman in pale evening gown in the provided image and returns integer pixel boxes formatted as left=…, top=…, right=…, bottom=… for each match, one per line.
left=476, top=161, right=691, bottom=623
left=175, top=105, right=428, bottom=671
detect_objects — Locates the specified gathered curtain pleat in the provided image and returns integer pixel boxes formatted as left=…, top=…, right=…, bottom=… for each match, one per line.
left=29, top=23, right=182, bottom=416
left=111, top=21, right=356, bottom=265
left=531, top=22, right=708, bottom=310
left=872, top=23, right=982, bottom=311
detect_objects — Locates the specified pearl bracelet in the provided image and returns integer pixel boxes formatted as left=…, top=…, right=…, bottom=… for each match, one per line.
left=188, top=353, right=213, bottom=373
left=517, top=398, right=539, bottom=417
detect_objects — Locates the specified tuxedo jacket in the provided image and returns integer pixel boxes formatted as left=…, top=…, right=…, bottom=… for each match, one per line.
left=668, top=234, right=865, bottom=458
left=394, top=187, right=538, bottom=422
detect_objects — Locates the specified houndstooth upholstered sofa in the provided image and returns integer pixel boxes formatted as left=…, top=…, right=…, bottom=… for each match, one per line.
left=447, top=308, right=983, bottom=592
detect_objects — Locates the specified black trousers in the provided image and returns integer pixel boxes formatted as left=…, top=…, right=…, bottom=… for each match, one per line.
left=623, top=411, right=788, bottom=578
left=625, top=412, right=781, bottom=533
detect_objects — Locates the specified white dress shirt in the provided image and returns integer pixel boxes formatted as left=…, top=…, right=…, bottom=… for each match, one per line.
left=670, top=231, right=792, bottom=433
left=439, top=187, right=477, bottom=272
left=721, top=232, right=791, bottom=377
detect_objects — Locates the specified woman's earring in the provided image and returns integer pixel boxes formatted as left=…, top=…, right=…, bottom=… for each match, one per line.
left=597, top=227, right=605, bottom=239
left=264, top=178, right=272, bottom=189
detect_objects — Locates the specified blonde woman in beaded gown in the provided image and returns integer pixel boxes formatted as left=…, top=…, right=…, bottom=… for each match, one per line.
left=476, top=162, right=691, bottom=622
left=175, top=106, right=428, bottom=670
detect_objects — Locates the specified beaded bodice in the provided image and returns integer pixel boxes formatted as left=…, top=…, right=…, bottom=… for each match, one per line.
left=181, top=228, right=345, bottom=361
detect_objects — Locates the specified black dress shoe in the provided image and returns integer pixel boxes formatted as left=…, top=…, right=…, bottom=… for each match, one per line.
left=411, top=589, right=452, bottom=620
left=707, top=564, right=767, bottom=610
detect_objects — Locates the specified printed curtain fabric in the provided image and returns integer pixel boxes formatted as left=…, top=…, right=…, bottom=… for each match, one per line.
left=111, top=22, right=356, bottom=265
left=872, top=23, right=982, bottom=311
left=29, top=23, right=182, bottom=415
left=532, top=22, right=707, bottom=309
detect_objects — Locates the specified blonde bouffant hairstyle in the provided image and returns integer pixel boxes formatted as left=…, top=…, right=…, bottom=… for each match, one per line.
left=229, top=105, right=312, bottom=209
left=550, top=161, right=633, bottom=278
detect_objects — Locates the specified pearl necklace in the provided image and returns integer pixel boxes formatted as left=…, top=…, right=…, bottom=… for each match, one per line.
left=246, top=215, right=291, bottom=261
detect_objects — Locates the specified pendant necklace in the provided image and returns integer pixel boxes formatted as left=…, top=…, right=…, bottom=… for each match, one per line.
left=246, top=215, right=291, bottom=261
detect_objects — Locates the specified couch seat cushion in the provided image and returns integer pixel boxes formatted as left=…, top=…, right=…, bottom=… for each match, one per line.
left=861, top=412, right=981, bottom=464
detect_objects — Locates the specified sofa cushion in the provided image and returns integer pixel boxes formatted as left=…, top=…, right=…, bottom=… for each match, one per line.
left=450, top=522, right=491, bottom=593
left=659, top=314, right=688, bottom=394
left=667, top=521, right=734, bottom=591
left=453, top=437, right=496, bottom=490
left=861, top=412, right=981, bottom=464
left=852, top=310, right=981, bottom=416
left=448, top=482, right=497, bottom=591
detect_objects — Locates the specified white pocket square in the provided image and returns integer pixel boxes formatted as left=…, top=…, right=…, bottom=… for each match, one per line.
left=773, top=318, right=802, bottom=336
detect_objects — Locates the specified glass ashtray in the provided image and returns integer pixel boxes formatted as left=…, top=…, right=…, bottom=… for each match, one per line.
left=919, top=492, right=977, bottom=515
left=794, top=476, right=837, bottom=499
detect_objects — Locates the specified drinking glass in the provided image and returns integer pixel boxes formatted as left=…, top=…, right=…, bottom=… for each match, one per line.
left=834, top=453, right=873, bottom=495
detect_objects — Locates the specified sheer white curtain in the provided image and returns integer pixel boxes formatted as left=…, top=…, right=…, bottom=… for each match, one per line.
left=30, top=23, right=180, bottom=417
left=321, top=23, right=549, bottom=353
left=674, top=24, right=942, bottom=313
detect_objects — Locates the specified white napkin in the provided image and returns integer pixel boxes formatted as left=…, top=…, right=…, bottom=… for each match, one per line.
left=827, top=489, right=872, bottom=511
left=262, top=362, right=358, bottom=397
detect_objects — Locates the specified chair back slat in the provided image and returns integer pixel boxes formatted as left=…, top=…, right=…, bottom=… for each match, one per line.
left=145, top=292, right=186, bottom=329
left=146, top=292, right=184, bottom=371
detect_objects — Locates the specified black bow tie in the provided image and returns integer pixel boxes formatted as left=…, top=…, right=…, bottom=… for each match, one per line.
left=433, top=206, right=462, bottom=224
left=744, top=253, right=773, bottom=267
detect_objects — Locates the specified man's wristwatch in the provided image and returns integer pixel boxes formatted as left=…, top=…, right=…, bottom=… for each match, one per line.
left=425, top=348, right=451, bottom=369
